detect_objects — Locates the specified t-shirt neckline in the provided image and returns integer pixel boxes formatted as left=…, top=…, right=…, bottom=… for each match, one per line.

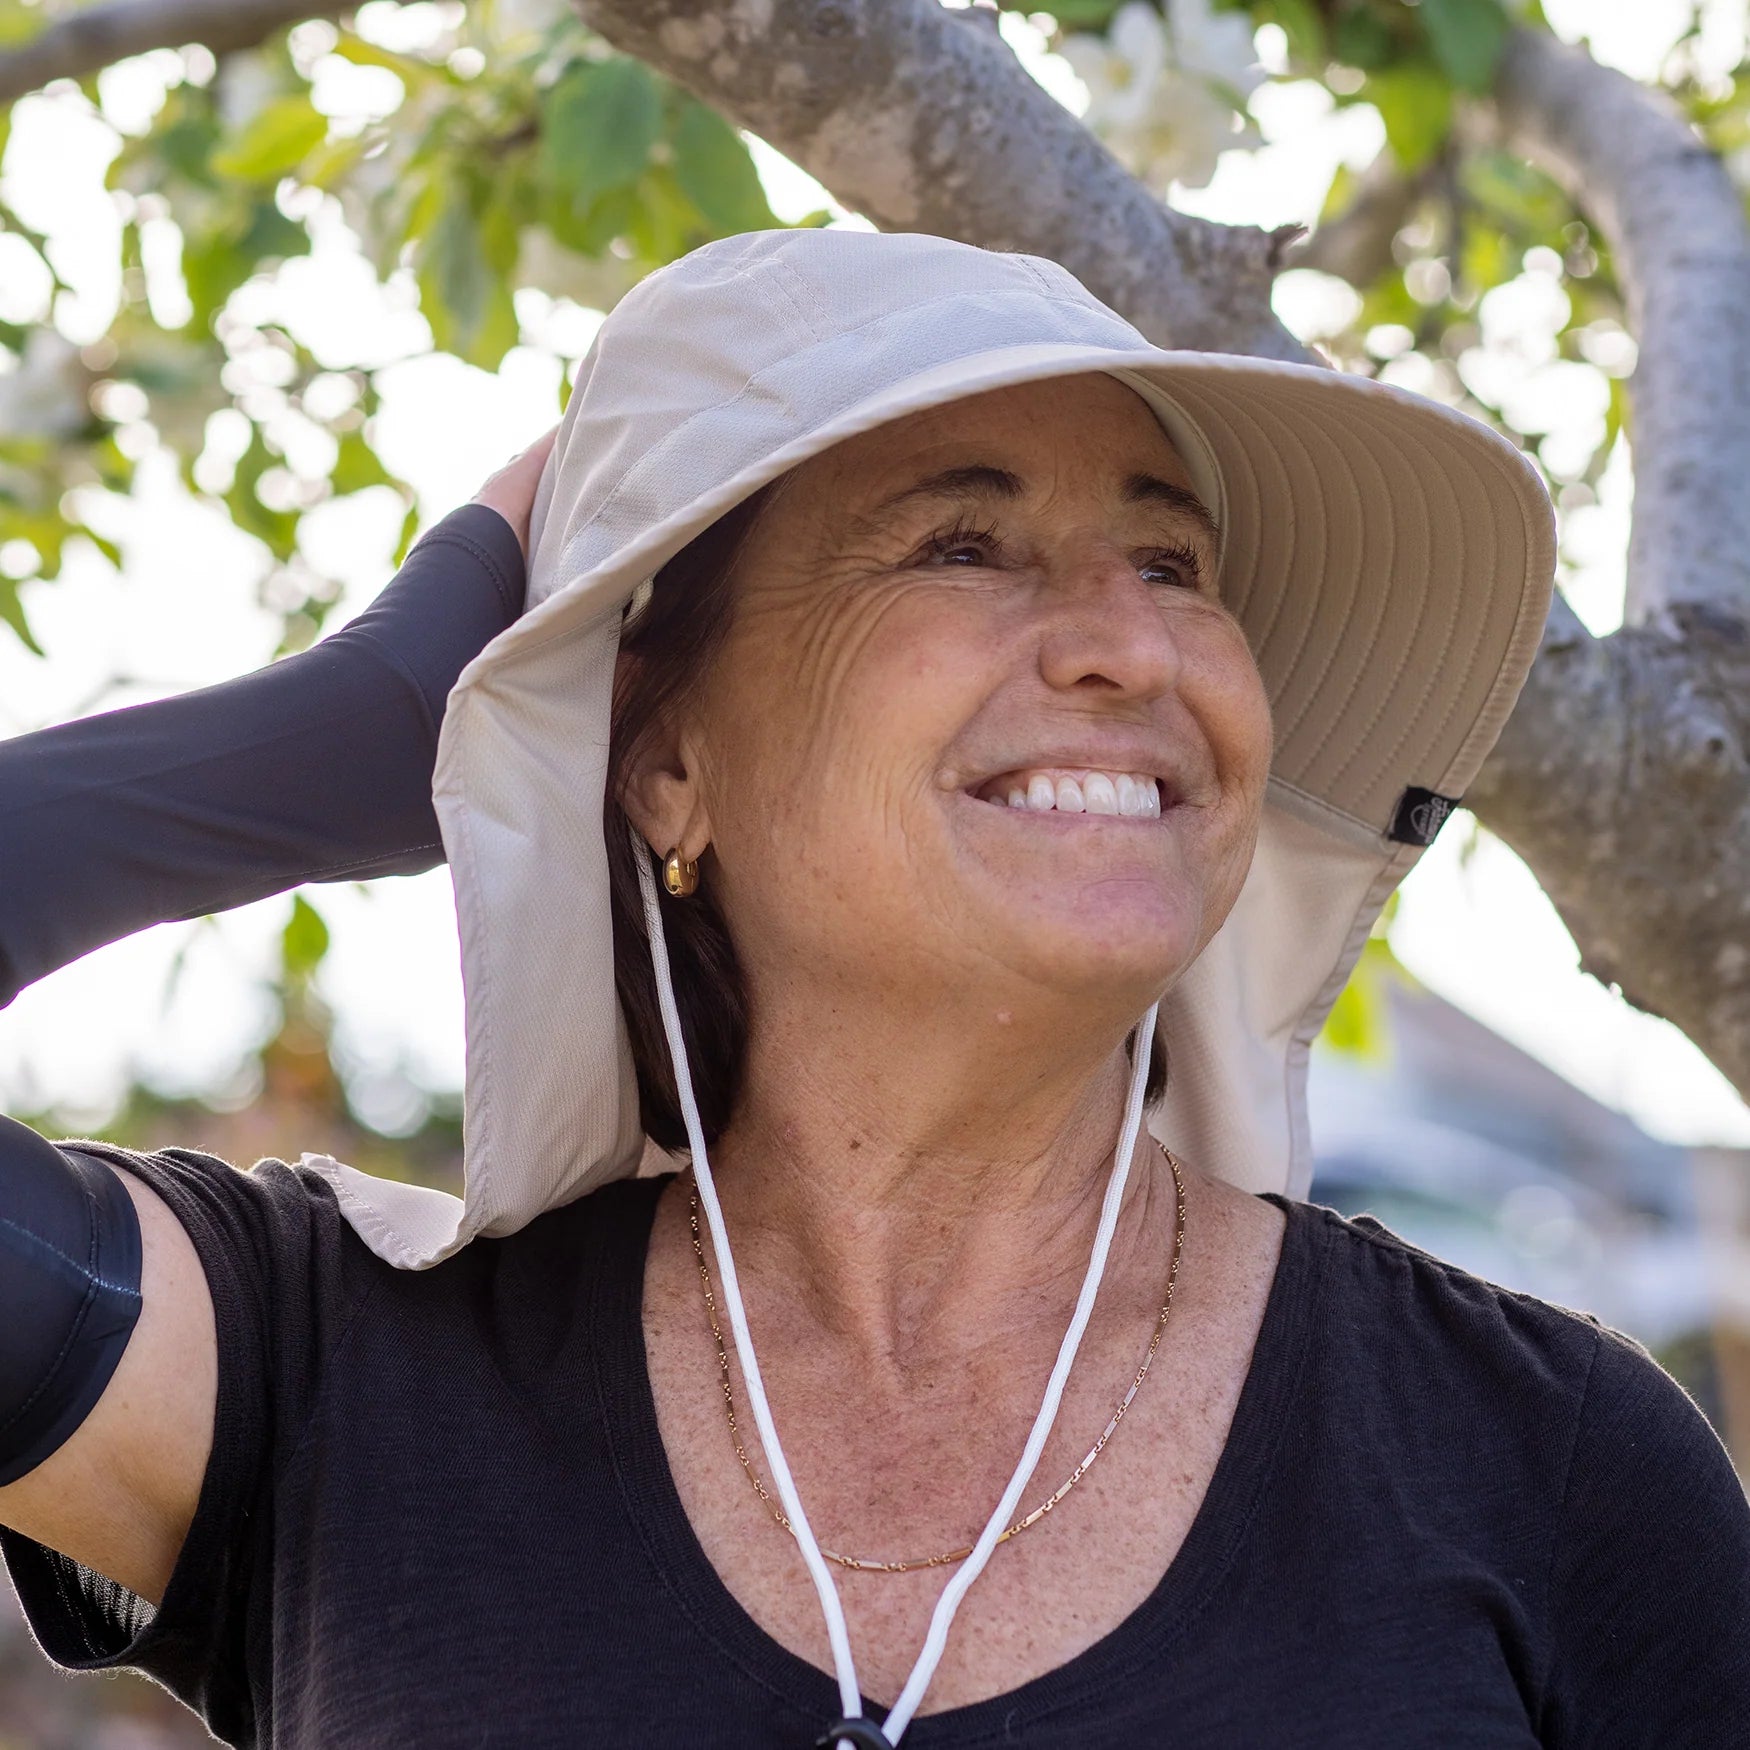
left=589, top=1177, right=1325, bottom=1743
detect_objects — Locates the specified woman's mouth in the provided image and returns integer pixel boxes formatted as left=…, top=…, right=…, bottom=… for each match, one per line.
left=969, top=767, right=1166, bottom=818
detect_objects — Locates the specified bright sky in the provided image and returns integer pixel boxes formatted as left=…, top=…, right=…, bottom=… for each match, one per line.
left=2, top=0, right=1748, bottom=1151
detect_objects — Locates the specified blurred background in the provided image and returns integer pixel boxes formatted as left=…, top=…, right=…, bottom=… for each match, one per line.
left=4, top=0, right=1750, bottom=1741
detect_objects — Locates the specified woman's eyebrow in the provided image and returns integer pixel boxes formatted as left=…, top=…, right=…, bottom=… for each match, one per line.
left=1121, top=473, right=1220, bottom=542
left=870, top=463, right=1024, bottom=518
left=868, top=463, right=1218, bottom=542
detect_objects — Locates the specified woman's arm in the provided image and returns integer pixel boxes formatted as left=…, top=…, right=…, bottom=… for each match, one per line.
left=0, top=500, right=537, bottom=1001
left=0, top=1126, right=212, bottom=1604
left=0, top=432, right=551, bottom=1603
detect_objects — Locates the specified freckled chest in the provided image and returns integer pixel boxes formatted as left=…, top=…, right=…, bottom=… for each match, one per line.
left=638, top=1175, right=1285, bottom=1714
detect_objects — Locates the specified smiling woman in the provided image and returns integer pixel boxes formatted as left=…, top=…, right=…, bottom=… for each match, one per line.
left=605, top=376, right=1267, bottom=1148
left=2, top=229, right=1749, bottom=1748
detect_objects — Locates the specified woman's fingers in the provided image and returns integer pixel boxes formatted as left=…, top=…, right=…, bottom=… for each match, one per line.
left=470, top=424, right=561, bottom=560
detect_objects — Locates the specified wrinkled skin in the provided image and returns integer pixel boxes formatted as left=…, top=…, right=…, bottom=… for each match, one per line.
left=628, top=372, right=1273, bottom=1077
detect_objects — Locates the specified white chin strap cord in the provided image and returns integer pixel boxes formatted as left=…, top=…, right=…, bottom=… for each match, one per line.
left=635, top=834, right=1159, bottom=1746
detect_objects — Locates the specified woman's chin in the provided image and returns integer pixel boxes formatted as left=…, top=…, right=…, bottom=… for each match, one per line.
left=982, top=889, right=1203, bottom=1007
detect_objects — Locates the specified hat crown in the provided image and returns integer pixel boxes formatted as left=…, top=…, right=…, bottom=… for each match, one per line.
left=612, top=225, right=1126, bottom=352
left=528, top=229, right=1151, bottom=612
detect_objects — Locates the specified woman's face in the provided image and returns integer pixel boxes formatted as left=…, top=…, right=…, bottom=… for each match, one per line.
left=644, top=373, right=1273, bottom=1032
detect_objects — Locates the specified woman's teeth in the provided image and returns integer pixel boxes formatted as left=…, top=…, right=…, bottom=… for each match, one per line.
left=986, top=770, right=1162, bottom=818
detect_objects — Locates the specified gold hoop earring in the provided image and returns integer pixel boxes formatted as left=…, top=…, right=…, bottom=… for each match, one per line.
left=663, top=847, right=700, bottom=897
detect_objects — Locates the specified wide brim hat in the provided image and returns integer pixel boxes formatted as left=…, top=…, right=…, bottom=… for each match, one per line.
left=300, top=228, right=1556, bottom=1269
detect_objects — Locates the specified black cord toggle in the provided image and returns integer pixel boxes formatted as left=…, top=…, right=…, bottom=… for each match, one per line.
left=814, top=1718, right=895, bottom=1749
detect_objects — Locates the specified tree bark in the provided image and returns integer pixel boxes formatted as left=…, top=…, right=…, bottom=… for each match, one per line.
left=1465, top=32, right=1750, bottom=1101
left=573, top=0, right=1303, bottom=360
left=0, top=0, right=353, bottom=103
left=1467, top=601, right=1750, bottom=1102
left=1495, top=27, right=1750, bottom=631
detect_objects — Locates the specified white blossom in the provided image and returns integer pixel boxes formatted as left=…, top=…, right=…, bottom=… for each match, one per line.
left=495, top=0, right=571, bottom=43
left=1061, top=0, right=1263, bottom=193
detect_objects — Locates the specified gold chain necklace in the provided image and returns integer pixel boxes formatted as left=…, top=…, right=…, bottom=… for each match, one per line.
left=685, top=1142, right=1187, bottom=1575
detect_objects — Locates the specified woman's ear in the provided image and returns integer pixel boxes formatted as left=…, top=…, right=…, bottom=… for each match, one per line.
left=617, top=707, right=713, bottom=861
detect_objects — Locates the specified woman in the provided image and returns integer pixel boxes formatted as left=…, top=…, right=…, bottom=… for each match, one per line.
left=2, top=229, right=1747, bottom=1748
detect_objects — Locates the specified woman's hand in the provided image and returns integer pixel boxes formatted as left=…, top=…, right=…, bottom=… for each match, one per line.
left=471, top=425, right=560, bottom=562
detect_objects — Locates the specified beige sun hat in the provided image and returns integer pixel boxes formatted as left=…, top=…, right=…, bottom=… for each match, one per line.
left=298, top=227, right=1556, bottom=1271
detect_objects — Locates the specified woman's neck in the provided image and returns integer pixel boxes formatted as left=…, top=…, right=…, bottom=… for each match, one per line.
left=704, top=997, right=1171, bottom=1376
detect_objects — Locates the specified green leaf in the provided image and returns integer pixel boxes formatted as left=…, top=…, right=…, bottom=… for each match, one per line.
left=181, top=234, right=249, bottom=327
left=0, top=0, right=40, bottom=50
left=1319, top=161, right=1358, bottom=227
left=301, top=134, right=368, bottom=193
left=329, top=428, right=395, bottom=495
left=282, top=893, right=331, bottom=980
left=415, top=176, right=521, bottom=369
left=1319, top=933, right=1403, bottom=1063
left=71, top=524, right=124, bottom=568
left=1461, top=148, right=1569, bottom=238
left=332, top=33, right=441, bottom=82
left=211, top=96, right=328, bottom=182
left=625, top=164, right=705, bottom=265
left=393, top=498, right=422, bottom=566
left=226, top=429, right=300, bottom=562
left=1332, top=7, right=1395, bottom=71
left=0, top=503, right=72, bottom=581
left=237, top=197, right=311, bottom=264
left=0, top=575, right=43, bottom=655
left=539, top=57, right=662, bottom=218
left=1252, top=0, right=1327, bottom=68
left=1366, top=62, right=1453, bottom=173
left=417, top=196, right=487, bottom=351
left=154, top=100, right=223, bottom=186
left=1027, top=0, right=1122, bottom=25
left=1417, top=0, right=1510, bottom=93
left=1460, top=223, right=1510, bottom=294
left=180, top=196, right=311, bottom=325
left=671, top=101, right=778, bottom=235
left=540, top=181, right=640, bottom=256
left=1603, top=374, right=1630, bottom=452
left=1357, top=271, right=1421, bottom=332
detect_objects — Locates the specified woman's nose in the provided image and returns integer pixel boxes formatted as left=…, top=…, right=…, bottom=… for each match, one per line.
left=1035, top=549, right=1183, bottom=701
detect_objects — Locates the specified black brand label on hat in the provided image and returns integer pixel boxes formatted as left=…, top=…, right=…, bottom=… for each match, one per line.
left=1387, top=786, right=1461, bottom=847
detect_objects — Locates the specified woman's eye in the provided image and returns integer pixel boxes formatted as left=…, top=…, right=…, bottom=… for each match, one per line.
left=1140, top=546, right=1205, bottom=590
left=921, top=522, right=1003, bottom=567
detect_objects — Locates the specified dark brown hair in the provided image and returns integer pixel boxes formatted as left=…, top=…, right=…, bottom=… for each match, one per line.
left=603, top=486, right=1168, bottom=1151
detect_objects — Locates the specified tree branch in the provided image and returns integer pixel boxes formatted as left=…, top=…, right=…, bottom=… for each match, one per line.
left=571, top=0, right=1308, bottom=361
left=0, top=0, right=354, bottom=105
left=1464, top=32, right=1750, bottom=1104
left=1495, top=26, right=1750, bottom=631
left=1468, top=604, right=1750, bottom=1102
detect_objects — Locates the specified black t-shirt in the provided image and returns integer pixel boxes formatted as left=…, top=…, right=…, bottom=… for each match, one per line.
left=5, top=1144, right=1749, bottom=1748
